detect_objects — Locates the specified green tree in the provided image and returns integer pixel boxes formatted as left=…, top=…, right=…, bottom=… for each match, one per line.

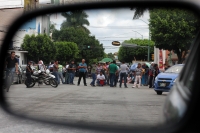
left=21, top=34, right=57, bottom=64
left=149, top=8, right=200, bottom=63
left=54, top=41, right=79, bottom=65
left=52, top=27, right=104, bottom=64
left=107, top=53, right=115, bottom=60
left=61, top=10, right=90, bottom=34
left=118, top=39, right=154, bottom=62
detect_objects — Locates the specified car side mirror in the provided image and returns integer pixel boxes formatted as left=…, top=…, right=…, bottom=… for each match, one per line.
left=1, top=1, right=200, bottom=133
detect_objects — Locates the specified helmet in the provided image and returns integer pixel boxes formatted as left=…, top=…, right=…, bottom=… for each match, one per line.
left=46, top=69, right=50, bottom=74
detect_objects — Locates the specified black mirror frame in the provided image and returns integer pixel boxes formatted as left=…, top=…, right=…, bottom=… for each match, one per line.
left=1, top=1, right=200, bottom=133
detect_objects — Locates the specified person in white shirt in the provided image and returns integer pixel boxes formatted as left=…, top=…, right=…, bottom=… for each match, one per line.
left=127, top=74, right=132, bottom=83
left=38, top=60, right=46, bottom=72
left=64, top=62, right=70, bottom=84
left=97, top=71, right=106, bottom=86
left=119, top=61, right=129, bottom=88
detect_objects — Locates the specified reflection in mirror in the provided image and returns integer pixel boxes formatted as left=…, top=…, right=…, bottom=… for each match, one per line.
left=3, top=7, right=200, bottom=127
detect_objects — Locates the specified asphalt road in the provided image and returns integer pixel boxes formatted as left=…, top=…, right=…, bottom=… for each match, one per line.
left=0, top=77, right=168, bottom=133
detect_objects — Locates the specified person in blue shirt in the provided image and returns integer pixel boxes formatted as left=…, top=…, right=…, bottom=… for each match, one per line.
left=77, top=59, right=87, bottom=86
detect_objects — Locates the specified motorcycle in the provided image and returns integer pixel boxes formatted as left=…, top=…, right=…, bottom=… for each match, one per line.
left=25, top=69, right=58, bottom=88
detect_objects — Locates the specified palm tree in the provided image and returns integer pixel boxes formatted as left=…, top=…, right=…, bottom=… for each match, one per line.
left=131, top=7, right=149, bottom=19
left=61, top=10, right=90, bottom=34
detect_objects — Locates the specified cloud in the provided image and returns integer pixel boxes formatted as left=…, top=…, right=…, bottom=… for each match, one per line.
left=50, top=8, right=150, bottom=53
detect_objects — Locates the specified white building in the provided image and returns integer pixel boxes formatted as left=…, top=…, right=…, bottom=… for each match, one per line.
left=0, top=0, right=24, bottom=9
left=0, top=0, right=51, bottom=65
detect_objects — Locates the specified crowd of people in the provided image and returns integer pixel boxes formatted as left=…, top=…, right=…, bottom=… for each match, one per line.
left=3, top=51, right=171, bottom=90
left=34, top=58, right=164, bottom=89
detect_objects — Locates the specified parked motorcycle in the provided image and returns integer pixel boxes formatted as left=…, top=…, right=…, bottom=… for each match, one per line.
left=25, top=69, right=58, bottom=88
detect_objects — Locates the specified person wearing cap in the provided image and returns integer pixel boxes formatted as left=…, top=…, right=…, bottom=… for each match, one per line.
left=26, top=61, right=33, bottom=88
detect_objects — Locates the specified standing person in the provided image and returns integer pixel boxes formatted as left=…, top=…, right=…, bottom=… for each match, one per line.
left=108, top=60, right=118, bottom=87
left=119, top=61, right=129, bottom=88
left=52, top=60, right=59, bottom=84
left=25, top=61, right=33, bottom=88
left=58, top=63, right=64, bottom=84
left=114, top=64, right=120, bottom=87
left=68, top=60, right=76, bottom=85
left=105, top=62, right=110, bottom=85
left=49, top=61, right=54, bottom=72
left=132, top=63, right=143, bottom=88
left=4, top=51, right=19, bottom=88
left=148, top=63, right=155, bottom=88
left=64, top=62, right=70, bottom=84
left=144, top=64, right=149, bottom=86
left=62, top=65, right=66, bottom=78
left=101, top=63, right=107, bottom=84
left=96, top=63, right=102, bottom=75
left=152, top=63, right=160, bottom=88
left=141, top=63, right=146, bottom=86
left=77, top=59, right=87, bottom=86
left=87, top=65, right=91, bottom=78
left=90, top=62, right=97, bottom=87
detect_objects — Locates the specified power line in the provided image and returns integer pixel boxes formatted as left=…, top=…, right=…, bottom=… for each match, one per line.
left=97, top=36, right=149, bottom=38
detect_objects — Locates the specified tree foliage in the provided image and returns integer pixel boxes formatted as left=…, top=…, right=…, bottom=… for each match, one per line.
left=106, top=53, right=115, bottom=60
left=52, top=27, right=104, bottom=64
left=21, top=34, right=56, bottom=64
left=149, top=8, right=200, bottom=63
left=54, top=41, right=79, bottom=65
left=61, top=10, right=90, bottom=34
left=118, top=39, right=154, bottom=62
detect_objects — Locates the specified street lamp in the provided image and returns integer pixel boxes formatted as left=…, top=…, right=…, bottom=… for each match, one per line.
left=132, top=30, right=143, bottom=39
left=133, top=19, right=150, bottom=61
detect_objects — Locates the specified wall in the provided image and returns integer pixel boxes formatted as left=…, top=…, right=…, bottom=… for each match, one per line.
left=12, top=29, right=36, bottom=48
left=36, top=15, right=50, bottom=35
left=0, top=0, right=23, bottom=9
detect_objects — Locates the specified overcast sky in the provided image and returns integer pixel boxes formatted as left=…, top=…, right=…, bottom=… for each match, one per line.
left=50, top=8, right=149, bottom=54
left=40, top=0, right=150, bottom=53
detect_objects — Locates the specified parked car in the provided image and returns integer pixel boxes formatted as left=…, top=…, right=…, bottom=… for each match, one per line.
left=154, top=64, right=184, bottom=95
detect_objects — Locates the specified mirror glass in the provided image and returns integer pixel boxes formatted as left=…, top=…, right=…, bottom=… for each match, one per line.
left=3, top=7, right=199, bottom=127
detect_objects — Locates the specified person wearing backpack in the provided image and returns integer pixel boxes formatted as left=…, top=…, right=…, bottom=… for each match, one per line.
left=148, top=62, right=155, bottom=88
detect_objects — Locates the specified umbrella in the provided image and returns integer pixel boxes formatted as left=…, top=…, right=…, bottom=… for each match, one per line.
left=101, top=58, right=113, bottom=62
left=130, top=62, right=151, bottom=71
left=130, top=63, right=138, bottom=71
left=144, top=62, right=151, bottom=67
left=98, top=61, right=104, bottom=63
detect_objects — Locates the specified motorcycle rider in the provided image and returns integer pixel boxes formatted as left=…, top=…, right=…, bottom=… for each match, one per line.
left=26, top=61, right=33, bottom=88
left=38, top=60, right=46, bottom=72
